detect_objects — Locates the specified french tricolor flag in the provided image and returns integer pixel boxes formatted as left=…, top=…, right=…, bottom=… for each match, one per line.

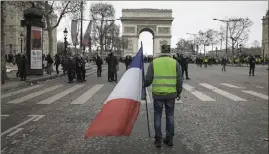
left=84, top=45, right=144, bottom=139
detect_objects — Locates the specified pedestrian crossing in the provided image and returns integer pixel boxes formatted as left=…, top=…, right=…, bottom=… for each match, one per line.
left=1, top=82, right=268, bottom=107
left=200, top=83, right=247, bottom=102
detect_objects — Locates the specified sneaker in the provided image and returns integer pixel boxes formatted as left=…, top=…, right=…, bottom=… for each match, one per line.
left=154, top=139, right=162, bottom=148
left=186, top=78, right=190, bottom=80
left=163, top=138, right=173, bottom=147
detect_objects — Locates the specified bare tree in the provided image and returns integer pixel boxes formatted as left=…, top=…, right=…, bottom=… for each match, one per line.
left=105, top=23, right=120, bottom=51
left=90, top=2, right=116, bottom=58
left=41, top=1, right=81, bottom=55
left=217, top=26, right=226, bottom=51
left=175, top=38, right=193, bottom=53
left=207, top=29, right=219, bottom=52
left=227, top=17, right=253, bottom=60
left=251, top=40, right=261, bottom=48
left=197, top=30, right=211, bottom=56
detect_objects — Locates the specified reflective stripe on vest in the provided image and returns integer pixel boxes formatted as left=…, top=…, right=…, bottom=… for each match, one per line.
left=152, top=57, right=177, bottom=95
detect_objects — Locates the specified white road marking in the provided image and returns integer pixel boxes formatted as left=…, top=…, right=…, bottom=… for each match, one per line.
left=1, top=115, right=10, bottom=117
left=175, top=99, right=183, bottom=104
left=86, top=69, right=97, bottom=76
left=241, top=90, right=268, bottom=100
left=183, top=84, right=215, bottom=101
left=1, top=84, right=43, bottom=99
left=7, top=128, right=24, bottom=137
left=254, top=85, right=264, bottom=89
left=71, top=84, right=104, bottom=104
left=38, top=85, right=84, bottom=104
left=1, top=147, right=7, bottom=152
left=200, top=83, right=247, bottom=101
left=220, top=83, right=244, bottom=89
left=1, top=115, right=45, bottom=137
left=32, top=115, right=46, bottom=121
left=6, top=85, right=63, bottom=104
left=141, top=87, right=183, bottom=104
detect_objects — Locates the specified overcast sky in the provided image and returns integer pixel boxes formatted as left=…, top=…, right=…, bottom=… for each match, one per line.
left=58, top=1, right=268, bottom=55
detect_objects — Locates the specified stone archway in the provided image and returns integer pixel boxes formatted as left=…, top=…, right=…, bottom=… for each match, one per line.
left=120, top=9, right=174, bottom=57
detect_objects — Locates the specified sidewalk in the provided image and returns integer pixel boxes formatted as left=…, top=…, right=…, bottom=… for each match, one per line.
left=1, top=63, right=95, bottom=93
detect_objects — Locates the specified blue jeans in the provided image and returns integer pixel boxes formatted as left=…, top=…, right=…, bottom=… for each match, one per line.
left=153, top=99, right=175, bottom=140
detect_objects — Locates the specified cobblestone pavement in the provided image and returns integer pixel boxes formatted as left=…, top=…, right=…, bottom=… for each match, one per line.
left=1, top=63, right=268, bottom=154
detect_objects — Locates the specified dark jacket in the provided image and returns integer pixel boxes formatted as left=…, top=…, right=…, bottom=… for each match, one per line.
left=55, top=55, right=61, bottom=65
left=249, top=57, right=256, bottom=66
left=107, top=55, right=118, bottom=73
left=144, top=54, right=183, bottom=100
left=46, top=55, right=53, bottom=64
left=20, top=55, right=28, bottom=72
left=221, top=58, right=227, bottom=65
left=96, top=56, right=103, bottom=66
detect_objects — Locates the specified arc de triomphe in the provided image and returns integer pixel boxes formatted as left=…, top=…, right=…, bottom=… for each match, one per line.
left=120, top=9, right=174, bottom=57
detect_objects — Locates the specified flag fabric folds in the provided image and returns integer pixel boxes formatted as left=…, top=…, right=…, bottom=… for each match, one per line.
left=84, top=46, right=144, bottom=139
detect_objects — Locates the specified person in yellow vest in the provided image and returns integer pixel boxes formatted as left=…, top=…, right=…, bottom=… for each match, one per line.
left=144, top=44, right=183, bottom=147
left=203, top=56, right=208, bottom=68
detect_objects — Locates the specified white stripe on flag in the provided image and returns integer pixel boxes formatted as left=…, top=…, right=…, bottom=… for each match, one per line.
left=38, top=85, right=84, bottom=104
left=1, top=84, right=43, bottom=99
left=71, top=84, right=104, bottom=104
left=6, top=85, right=63, bottom=104
left=200, top=83, right=247, bottom=101
left=220, top=83, right=244, bottom=89
left=183, top=84, right=215, bottom=101
left=241, top=90, right=268, bottom=100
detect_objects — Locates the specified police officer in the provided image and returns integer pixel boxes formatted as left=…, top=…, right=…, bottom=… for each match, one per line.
left=144, top=44, right=183, bottom=147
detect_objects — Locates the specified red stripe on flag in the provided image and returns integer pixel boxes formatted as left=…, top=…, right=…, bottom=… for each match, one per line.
left=84, top=98, right=140, bottom=139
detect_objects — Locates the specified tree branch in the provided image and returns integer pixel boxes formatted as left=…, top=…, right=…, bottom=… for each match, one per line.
left=51, top=1, right=71, bottom=30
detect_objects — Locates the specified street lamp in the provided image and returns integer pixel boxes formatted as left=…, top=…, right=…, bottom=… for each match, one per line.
left=20, top=33, right=23, bottom=53
left=213, top=18, right=242, bottom=55
left=63, top=28, right=68, bottom=58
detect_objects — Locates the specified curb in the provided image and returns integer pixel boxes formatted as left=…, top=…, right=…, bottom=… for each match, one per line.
left=1, top=67, right=96, bottom=93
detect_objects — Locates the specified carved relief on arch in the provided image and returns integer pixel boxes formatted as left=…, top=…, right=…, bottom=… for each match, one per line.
left=127, top=39, right=133, bottom=50
left=158, top=27, right=170, bottom=34
left=124, top=26, right=136, bottom=33
left=159, top=40, right=168, bottom=50
left=137, top=25, right=157, bottom=35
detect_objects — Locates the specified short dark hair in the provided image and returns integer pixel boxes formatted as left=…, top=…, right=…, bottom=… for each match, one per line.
left=161, top=44, right=170, bottom=53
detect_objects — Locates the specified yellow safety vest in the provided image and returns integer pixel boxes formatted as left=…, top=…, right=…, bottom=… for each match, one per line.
left=152, top=57, right=177, bottom=95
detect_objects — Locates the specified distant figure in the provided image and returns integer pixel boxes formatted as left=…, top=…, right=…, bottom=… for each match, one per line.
left=46, top=54, right=53, bottom=75
left=95, top=55, right=103, bottom=77
left=249, top=55, right=256, bottom=76
left=20, top=54, right=27, bottom=81
left=221, top=57, right=227, bottom=71
left=15, top=53, right=21, bottom=77
left=107, top=52, right=118, bottom=82
left=54, top=54, right=61, bottom=74
left=178, top=54, right=190, bottom=80
left=66, top=57, right=75, bottom=83
left=81, top=57, right=86, bottom=81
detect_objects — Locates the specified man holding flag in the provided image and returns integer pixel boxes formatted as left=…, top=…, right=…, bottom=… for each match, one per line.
left=144, top=44, right=183, bottom=147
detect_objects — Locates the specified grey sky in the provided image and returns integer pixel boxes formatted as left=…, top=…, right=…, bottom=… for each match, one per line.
left=57, top=1, right=268, bottom=55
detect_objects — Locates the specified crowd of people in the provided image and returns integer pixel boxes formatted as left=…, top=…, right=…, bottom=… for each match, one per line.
left=5, top=50, right=267, bottom=83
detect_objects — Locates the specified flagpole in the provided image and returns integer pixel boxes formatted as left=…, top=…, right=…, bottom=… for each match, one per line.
left=141, top=41, right=151, bottom=138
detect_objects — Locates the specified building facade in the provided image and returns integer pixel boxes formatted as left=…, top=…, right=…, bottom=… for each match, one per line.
left=4, top=3, right=57, bottom=56
left=262, top=10, right=269, bottom=57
